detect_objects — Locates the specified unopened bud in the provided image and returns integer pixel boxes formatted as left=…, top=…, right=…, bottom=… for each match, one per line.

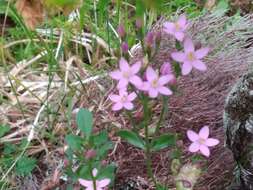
left=117, top=24, right=125, bottom=38
left=121, top=42, right=129, bottom=53
left=64, top=159, right=69, bottom=167
left=135, top=18, right=143, bottom=29
left=85, top=149, right=96, bottom=159
left=160, top=62, right=172, bottom=75
left=145, top=32, right=154, bottom=47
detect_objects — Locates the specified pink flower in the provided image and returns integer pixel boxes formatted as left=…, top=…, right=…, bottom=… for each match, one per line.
left=79, top=168, right=110, bottom=190
left=110, top=58, right=142, bottom=89
left=160, top=62, right=176, bottom=85
left=163, top=14, right=188, bottom=41
left=187, top=126, right=219, bottom=157
left=171, top=38, right=209, bottom=75
left=142, top=67, right=173, bottom=98
left=109, top=90, right=137, bottom=111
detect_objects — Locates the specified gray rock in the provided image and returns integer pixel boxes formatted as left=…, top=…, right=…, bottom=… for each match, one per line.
left=224, top=72, right=253, bottom=190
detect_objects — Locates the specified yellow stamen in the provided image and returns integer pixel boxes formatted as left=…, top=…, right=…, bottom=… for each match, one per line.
left=198, top=138, right=206, bottom=145
left=121, top=95, right=127, bottom=102
left=187, top=52, right=195, bottom=61
left=151, top=79, right=158, bottom=88
left=123, top=72, right=130, bottom=78
left=175, top=23, right=181, bottom=31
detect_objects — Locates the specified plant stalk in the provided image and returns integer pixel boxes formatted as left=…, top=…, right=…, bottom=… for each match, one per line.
left=143, top=96, right=157, bottom=186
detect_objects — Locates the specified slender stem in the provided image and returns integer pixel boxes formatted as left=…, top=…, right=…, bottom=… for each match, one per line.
left=142, top=96, right=157, bottom=186
left=155, top=96, right=169, bottom=135
left=126, top=111, right=137, bottom=132
left=88, top=162, right=97, bottom=190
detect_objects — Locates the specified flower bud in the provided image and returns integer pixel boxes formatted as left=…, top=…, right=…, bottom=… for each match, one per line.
left=145, top=32, right=154, bottom=47
left=117, top=24, right=125, bottom=38
left=85, top=149, right=96, bottom=159
left=135, top=18, right=143, bottom=29
left=160, top=62, right=172, bottom=75
left=64, top=159, right=69, bottom=167
left=121, top=42, right=129, bottom=53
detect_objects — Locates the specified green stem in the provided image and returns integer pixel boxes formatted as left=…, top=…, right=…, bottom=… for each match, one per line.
left=126, top=111, right=137, bottom=132
left=88, top=162, right=97, bottom=190
left=143, top=96, right=157, bottom=186
left=155, top=96, right=169, bottom=135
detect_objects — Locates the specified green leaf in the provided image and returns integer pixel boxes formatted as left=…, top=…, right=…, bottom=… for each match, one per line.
left=117, top=130, right=145, bottom=149
left=65, top=134, right=83, bottom=151
left=151, top=134, right=176, bottom=151
left=92, top=130, right=108, bottom=146
left=98, top=164, right=116, bottom=180
left=97, top=141, right=113, bottom=158
left=0, top=125, right=10, bottom=138
left=15, top=155, right=36, bottom=176
left=76, top=108, right=93, bottom=139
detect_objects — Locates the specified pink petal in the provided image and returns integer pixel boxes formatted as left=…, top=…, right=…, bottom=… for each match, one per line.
left=177, top=14, right=187, bottom=27
left=187, top=130, right=199, bottom=142
left=119, top=89, right=128, bottom=96
left=206, top=138, right=220, bottom=147
left=119, top=58, right=130, bottom=71
left=158, top=86, right=173, bottom=96
left=131, top=61, right=141, bottom=74
left=98, top=179, right=111, bottom=188
left=78, top=179, right=93, bottom=187
left=127, top=92, right=137, bottom=101
left=199, top=145, right=210, bottom=157
left=192, top=60, right=207, bottom=71
left=195, top=47, right=209, bottom=59
left=171, top=52, right=185, bottom=62
left=174, top=31, right=184, bottom=41
left=92, top=168, right=98, bottom=177
left=148, top=88, right=158, bottom=98
left=112, top=102, right=123, bottom=111
left=181, top=62, right=192, bottom=75
left=189, top=142, right=200, bottom=152
left=199, top=126, right=209, bottom=139
left=86, top=187, right=94, bottom=190
left=146, top=67, right=158, bottom=82
left=137, top=82, right=149, bottom=91
left=109, top=94, right=121, bottom=102
left=123, top=102, right=134, bottom=110
left=163, top=22, right=175, bottom=34
left=117, top=78, right=128, bottom=89
left=129, top=75, right=143, bottom=87
left=158, top=75, right=171, bottom=85
left=110, top=70, right=122, bottom=80
left=184, top=38, right=194, bottom=53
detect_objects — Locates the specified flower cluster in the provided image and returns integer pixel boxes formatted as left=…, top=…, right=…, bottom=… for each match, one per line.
left=108, top=13, right=218, bottom=167
left=109, top=58, right=174, bottom=111
left=164, top=15, right=210, bottom=75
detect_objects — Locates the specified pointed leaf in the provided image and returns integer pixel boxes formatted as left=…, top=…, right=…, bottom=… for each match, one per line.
left=117, top=130, right=145, bottom=149
left=151, top=134, right=176, bottom=151
left=76, top=108, right=93, bottom=139
left=65, top=134, right=83, bottom=151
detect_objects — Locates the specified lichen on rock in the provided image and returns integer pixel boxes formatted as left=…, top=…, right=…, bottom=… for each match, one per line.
left=224, top=72, right=253, bottom=190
